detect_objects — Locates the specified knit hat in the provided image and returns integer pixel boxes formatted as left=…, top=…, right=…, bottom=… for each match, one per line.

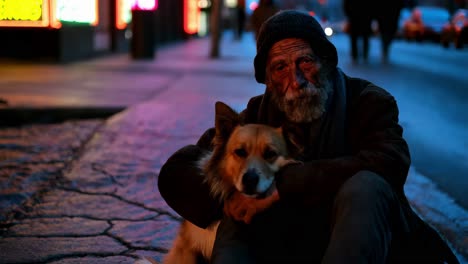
left=254, top=10, right=338, bottom=83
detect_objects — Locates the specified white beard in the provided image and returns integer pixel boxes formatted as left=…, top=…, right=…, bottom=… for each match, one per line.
left=272, top=78, right=332, bottom=123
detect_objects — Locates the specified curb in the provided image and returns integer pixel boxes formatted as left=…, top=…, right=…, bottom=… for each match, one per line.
left=0, top=107, right=124, bottom=127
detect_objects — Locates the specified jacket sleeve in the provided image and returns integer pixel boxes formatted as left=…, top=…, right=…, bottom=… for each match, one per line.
left=275, top=86, right=411, bottom=207
left=157, top=128, right=223, bottom=228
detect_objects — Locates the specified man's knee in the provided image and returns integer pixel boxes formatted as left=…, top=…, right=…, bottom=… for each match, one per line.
left=334, top=170, right=396, bottom=209
left=211, top=217, right=255, bottom=264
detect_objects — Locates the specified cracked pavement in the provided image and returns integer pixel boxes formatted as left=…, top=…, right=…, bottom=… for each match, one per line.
left=0, top=115, right=183, bottom=263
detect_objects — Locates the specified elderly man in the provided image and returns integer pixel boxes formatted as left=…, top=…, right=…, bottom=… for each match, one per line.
left=158, top=10, right=458, bottom=264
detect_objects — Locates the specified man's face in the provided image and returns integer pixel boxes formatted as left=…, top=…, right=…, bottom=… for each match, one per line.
left=265, top=38, right=332, bottom=123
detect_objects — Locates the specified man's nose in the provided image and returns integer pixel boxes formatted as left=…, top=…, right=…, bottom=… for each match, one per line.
left=291, top=67, right=307, bottom=90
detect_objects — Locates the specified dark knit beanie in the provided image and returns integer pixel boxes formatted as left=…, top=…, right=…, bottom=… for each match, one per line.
left=254, top=10, right=338, bottom=84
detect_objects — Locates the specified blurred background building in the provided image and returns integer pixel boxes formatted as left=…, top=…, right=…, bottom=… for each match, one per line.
left=1, top=0, right=465, bottom=62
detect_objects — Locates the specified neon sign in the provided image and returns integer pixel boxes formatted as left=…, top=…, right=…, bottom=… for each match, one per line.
left=184, top=0, right=200, bottom=34
left=116, top=0, right=133, bottom=29
left=225, top=0, right=237, bottom=8
left=0, top=0, right=42, bottom=21
left=0, top=0, right=50, bottom=27
left=0, top=0, right=98, bottom=28
left=131, top=0, right=158, bottom=11
left=56, top=0, right=98, bottom=25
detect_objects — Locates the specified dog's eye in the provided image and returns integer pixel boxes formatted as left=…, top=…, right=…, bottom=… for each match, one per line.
left=263, top=148, right=278, bottom=160
left=234, top=148, right=247, bottom=158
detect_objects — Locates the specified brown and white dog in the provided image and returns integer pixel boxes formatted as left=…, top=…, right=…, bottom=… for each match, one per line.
left=138, top=101, right=296, bottom=264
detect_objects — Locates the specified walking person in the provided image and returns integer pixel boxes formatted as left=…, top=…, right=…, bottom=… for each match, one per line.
left=343, top=0, right=373, bottom=63
left=374, top=0, right=405, bottom=63
left=159, top=10, right=459, bottom=264
left=250, top=0, right=280, bottom=41
left=235, top=0, right=247, bottom=40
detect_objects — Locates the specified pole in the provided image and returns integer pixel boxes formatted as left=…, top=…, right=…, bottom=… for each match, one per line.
left=210, top=0, right=223, bottom=58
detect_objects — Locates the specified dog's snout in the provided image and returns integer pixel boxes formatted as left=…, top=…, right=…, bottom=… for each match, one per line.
left=242, top=169, right=259, bottom=195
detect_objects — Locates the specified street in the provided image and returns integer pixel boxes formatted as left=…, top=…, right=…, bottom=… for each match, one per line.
left=0, top=31, right=467, bottom=263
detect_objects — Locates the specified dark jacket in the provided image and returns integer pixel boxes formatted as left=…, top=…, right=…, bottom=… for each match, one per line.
left=158, top=69, right=458, bottom=263
left=343, top=0, right=374, bottom=35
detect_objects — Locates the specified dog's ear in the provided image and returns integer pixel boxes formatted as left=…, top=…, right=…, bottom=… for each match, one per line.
left=214, top=101, right=240, bottom=141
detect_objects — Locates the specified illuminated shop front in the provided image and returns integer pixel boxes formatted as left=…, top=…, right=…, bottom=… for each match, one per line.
left=0, top=0, right=193, bottom=62
left=0, top=0, right=133, bottom=61
left=0, top=0, right=98, bottom=28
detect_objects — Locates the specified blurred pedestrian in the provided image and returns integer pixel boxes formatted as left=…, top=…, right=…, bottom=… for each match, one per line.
left=343, top=0, right=373, bottom=63
left=250, top=0, right=280, bottom=41
left=235, top=0, right=247, bottom=40
left=374, top=0, right=404, bottom=63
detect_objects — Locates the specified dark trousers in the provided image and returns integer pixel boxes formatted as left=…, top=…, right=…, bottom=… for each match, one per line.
left=376, top=15, right=399, bottom=61
left=348, top=17, right=372, bottom=62
left=211, top=170, right=408, bottom=264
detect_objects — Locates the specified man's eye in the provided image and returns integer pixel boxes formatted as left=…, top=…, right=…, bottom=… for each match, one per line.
left=273, top=64, right=286, bottom=72
left=234, top=148, right=247, bottom=158
left=299, top=56, right=316, bottom=66
left=272, top=63, right=286, bottom=72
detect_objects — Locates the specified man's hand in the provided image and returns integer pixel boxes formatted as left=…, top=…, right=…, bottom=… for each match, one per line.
left=223, top=190, right=280, bottom=224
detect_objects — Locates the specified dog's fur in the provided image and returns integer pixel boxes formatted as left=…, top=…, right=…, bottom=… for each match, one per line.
left=158, top=101, right=296, bottom=264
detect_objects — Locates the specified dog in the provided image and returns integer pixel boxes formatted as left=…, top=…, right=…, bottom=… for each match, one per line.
left=139, top=101, right=297, bottom=264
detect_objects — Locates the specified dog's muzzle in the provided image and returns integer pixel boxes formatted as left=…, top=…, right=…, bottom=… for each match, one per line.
left=242, top=168, right=259, bottom=195
left=241, top=168, right=275, bottom=198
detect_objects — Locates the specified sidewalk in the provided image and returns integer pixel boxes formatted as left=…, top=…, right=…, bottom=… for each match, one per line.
left=1, top=32, right=467, bottom=264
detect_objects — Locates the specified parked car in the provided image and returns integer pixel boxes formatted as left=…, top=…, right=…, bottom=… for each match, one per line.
left=440, top=9, right=468, bottom=49
left=397, top=8, right=412, bottom=39
left=401, top=6, right=450, bottom=42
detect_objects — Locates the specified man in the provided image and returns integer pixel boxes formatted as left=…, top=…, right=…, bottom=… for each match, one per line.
left=235, top=0, right=247, bottom=40
left=374, top=0, right=404, bottom=63
left=250, top=0, right=280, bottom=40
left=158, top=10, right=458, bottom=263
left=343, top=0, right=373, bottom=63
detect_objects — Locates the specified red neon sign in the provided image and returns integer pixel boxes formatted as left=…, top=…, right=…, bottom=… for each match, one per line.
left=184, top=0, right=200, bottom=34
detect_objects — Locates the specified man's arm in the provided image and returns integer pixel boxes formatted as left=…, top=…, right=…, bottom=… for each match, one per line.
left=275, top=88, right=411, bottom=207
left=158, top=128, right=223, bottom=228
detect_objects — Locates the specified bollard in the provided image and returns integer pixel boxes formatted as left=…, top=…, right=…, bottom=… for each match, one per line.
left=131, top=9, right=156, bottom=59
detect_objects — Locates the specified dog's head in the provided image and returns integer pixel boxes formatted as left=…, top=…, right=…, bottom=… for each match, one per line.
left=203, top=101, right=291, bottom=199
